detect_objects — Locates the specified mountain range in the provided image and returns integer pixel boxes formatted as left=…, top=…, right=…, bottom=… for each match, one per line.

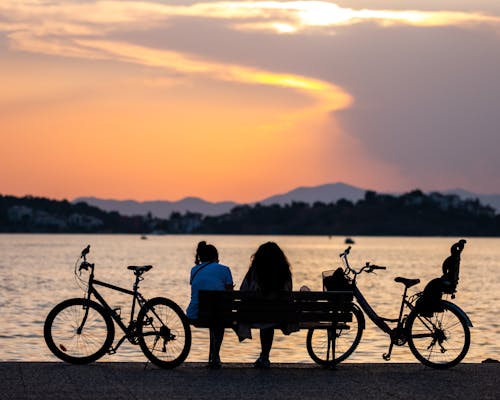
left=74, top=182, right=500, bottom=218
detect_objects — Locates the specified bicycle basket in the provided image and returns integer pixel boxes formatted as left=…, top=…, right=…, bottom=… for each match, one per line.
left=322, top=268, right=351, bottom=291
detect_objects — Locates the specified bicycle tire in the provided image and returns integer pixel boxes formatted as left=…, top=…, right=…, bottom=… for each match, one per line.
left=137, top=297, right=191, bottom=369
left=406, top=302, right=470, bottom=369
left=44, top=298, right=115, bottom=364
left=306, top=304, right=364, bottom=366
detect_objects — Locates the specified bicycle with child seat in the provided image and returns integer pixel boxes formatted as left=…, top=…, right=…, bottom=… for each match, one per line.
left=44, top=245, right=191, bottom=369
left=306, top=241, right=472, bottom=369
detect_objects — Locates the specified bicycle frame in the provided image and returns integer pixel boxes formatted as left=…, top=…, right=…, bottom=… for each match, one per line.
left=80, top=265, right=148, bottom=353
left=341, top=250, right=408, bottom=334
left=353, top=283, right=415, bottom=335
left=339, top=248, right=424, bottom=360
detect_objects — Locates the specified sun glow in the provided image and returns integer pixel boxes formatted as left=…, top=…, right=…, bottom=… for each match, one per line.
left=1, top=1, right=498, bottom=201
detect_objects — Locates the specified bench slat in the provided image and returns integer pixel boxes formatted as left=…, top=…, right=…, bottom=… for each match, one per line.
left=195, top=290, right=353, bottom=329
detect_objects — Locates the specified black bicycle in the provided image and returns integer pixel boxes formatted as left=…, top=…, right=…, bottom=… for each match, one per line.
left=44, top=245, right=191, bottom=369
left=306, top=240, right=472, bottom=369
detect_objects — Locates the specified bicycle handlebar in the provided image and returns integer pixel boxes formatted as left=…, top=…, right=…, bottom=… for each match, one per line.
left=78, top=245, right=93, bottom=272
left=339, top=247, right=387, bottom=275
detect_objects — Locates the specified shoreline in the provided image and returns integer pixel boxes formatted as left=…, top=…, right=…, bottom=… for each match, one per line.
left=1, top=362, right=499, bottom=399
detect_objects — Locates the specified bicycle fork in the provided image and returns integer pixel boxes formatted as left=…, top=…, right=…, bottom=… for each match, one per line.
left=76, top=304, right=90, bottom=335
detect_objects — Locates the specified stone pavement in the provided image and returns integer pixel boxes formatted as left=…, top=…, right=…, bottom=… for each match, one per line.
left=1, top=362, right=499, bottom=400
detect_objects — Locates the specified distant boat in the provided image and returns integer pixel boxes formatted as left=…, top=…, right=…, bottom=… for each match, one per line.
left=345, top=237, right=355, bottom=244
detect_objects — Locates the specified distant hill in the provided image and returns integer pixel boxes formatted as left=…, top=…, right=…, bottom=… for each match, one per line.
left=74, top=182, right=500, bottom=217
left=3, top=190, right=499, bottom=235
left=73, top=196, right=238, bottom=218
left=200, top=190, right=499, bottom=235
left=258, top=182, right=367, bottom=205
left=445, top=189, right=500, bottom=213
left=74, top=183, right=368, bottom=217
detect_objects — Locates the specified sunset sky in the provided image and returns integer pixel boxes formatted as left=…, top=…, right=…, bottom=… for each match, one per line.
left=2, top=1, right=500, bottom=202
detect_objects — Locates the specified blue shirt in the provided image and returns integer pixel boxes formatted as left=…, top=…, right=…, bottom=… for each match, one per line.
left=186, top=262, right=233, bottom=320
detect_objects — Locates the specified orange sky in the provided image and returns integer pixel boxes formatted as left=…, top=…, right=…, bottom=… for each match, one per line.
left=2, top=1, right=500, bottom=201
left=0, top=50, right=365, bottom=202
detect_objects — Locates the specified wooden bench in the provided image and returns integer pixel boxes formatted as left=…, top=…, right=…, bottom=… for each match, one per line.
left=195, top=290, right=353, bottom=331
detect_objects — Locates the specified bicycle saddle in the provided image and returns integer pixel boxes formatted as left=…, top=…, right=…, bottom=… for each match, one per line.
left=127, top=265, right=153, bottom=273
left=394, top=277, right=420, bottom=288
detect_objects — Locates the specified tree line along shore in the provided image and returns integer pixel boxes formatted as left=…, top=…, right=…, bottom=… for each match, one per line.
left=0, top=190, right=498, bottom=236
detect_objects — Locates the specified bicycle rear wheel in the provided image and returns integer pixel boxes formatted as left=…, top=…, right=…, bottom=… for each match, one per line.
left=306, top=305, right=363, bottom=366
left=406, top=302, right=470, bottom=369
left=137, top=297, right=191, bottom=369
left=44, top=298, right=115, bottom=364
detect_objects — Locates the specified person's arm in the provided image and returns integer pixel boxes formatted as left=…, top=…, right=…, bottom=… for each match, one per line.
left=240, top=268, right=253, bottom=291
left=225, top=267, right=234, bottom=291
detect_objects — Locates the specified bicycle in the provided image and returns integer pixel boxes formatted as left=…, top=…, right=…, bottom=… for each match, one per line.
left=306, top=240, right=472, bottom=369
left=44, top=245, right=191, bottom=369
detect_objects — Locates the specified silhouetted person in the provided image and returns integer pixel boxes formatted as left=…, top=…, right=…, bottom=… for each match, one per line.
left=238, top=241, right=295, bottom=368
left=186, top=241, right=233, bottom=369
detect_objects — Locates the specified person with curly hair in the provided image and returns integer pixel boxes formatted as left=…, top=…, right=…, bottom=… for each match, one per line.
left=238, top=241, right=296, bottom=368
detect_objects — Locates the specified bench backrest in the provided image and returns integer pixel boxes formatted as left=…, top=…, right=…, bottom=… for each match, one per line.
left=196, top=290, right=353, bottom=329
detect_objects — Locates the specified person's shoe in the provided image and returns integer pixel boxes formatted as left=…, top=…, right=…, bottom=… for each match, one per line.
left=253, top=356, right=270, bottom=369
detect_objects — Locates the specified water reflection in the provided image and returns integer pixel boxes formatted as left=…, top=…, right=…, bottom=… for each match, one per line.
left=0, top=234, right=498, bottom=363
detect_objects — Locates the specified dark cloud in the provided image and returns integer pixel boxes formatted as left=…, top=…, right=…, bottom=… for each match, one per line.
left=326, top=25, right=500, bottom=192
left=122, top=19, right=500, bottom=192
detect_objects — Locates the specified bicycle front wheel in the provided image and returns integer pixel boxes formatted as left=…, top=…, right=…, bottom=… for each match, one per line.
left=406, top=302, right=470, bottom=369
left=306, top=305, right=363, bottom=366
left=137, top=297, right=191, bottom=369
left=44, top=298, right=115, bottom=364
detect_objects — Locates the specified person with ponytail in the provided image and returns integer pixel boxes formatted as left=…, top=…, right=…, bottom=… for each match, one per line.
left=186, top=241, right=233, bottom=369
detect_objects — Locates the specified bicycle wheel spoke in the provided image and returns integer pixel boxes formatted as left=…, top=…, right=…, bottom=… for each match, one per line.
left=407, top=303, right=470, bottom=369
left=307, top=306, right=363, bottom=366
left=138, top=297, right=191, bottom=369
left=44, top=298, right=114, bottom=364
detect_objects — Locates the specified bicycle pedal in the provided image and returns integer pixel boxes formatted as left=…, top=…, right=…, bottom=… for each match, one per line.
left=108, top=348, right=117, bottom=355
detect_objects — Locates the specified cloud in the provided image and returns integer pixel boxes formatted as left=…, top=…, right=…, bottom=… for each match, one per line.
left=2, top=1, right=500, bottom=194
left=0, top=1, right=358, bottom=113
left=3, top=1, right=497, bottom=114
left=3, top=1, right=500, bottom=41
left=329, top=25, right=500, bottom=192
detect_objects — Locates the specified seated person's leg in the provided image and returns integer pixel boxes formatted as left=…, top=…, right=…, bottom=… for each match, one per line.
left=209, top=326, right=224, bottom=368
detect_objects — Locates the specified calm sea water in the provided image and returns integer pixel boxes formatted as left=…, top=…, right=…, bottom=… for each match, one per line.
left=0, top=234, right=498, bottom=364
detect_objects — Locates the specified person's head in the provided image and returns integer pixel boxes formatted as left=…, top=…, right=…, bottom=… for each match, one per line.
left=250, top=241, right=291, bottom=290
left=195, top=241, right=219, bottom=264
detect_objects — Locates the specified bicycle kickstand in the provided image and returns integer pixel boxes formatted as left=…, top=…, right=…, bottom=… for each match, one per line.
left=382, top=342, right=394, bottom=361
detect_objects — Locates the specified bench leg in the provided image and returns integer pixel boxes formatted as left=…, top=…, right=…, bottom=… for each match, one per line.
left=330, top=322, right=337, bottom=370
